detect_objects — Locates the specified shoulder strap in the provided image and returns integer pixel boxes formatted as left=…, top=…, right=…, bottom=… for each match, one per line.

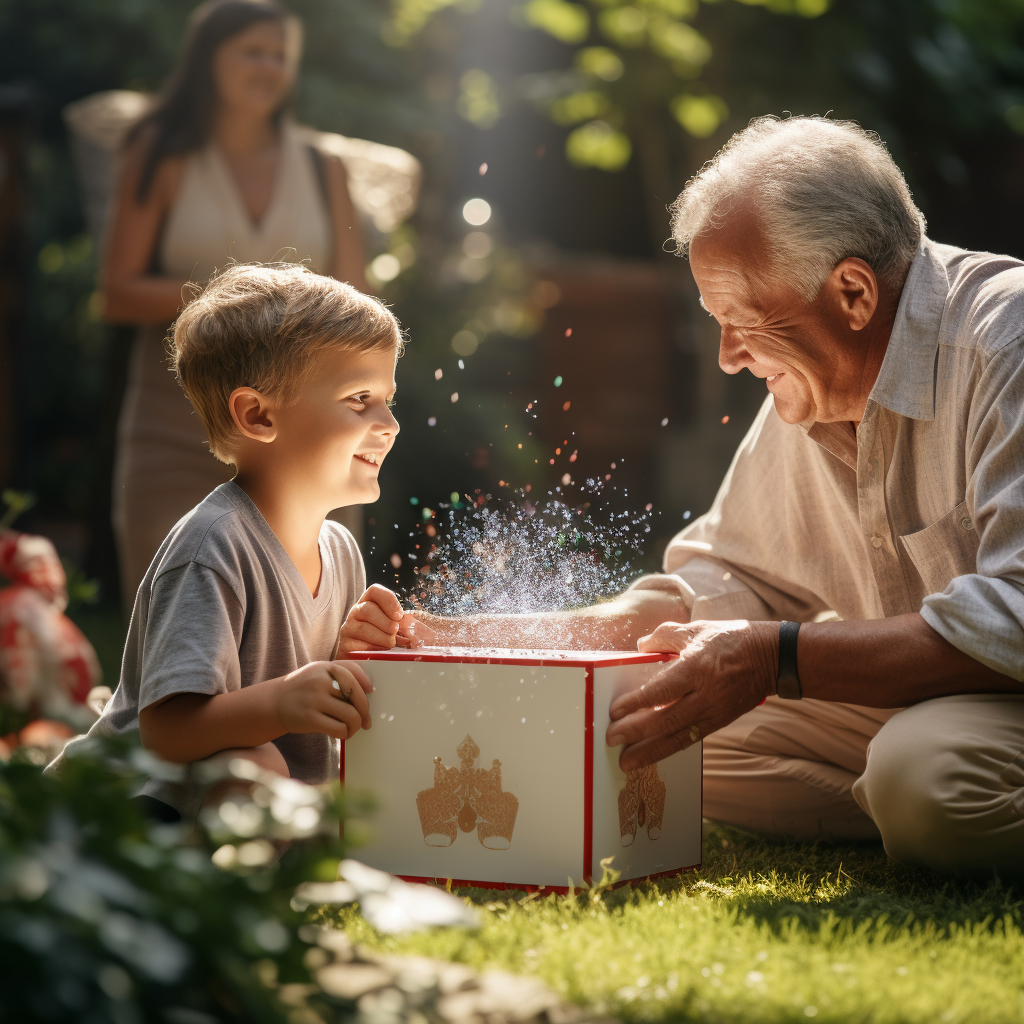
left=306, top=143, right=332, bottom=215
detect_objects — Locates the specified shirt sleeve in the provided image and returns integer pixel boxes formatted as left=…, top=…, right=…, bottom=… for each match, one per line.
left=325, top=521, right=366, bottom=616
left=663, top=396, right=833, bottom=624
left=138, top=561, right=245, bottom=711
left=920, top=336, right=1024, bottom=681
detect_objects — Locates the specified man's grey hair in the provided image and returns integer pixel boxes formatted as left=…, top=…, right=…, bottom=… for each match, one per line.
left=670, top=116, right=925, bottom=302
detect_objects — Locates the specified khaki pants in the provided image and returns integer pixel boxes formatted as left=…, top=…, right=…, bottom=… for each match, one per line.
left=703, top=694, right=1024, bottom=876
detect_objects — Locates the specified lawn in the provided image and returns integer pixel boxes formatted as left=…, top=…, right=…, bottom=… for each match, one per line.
left=322, top=825, right=1024, bottom=1024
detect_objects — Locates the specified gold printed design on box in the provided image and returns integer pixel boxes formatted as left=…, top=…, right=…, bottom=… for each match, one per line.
left=416, top=735, right=519, bottom=850
left=618, top=764, right=665, bottom=846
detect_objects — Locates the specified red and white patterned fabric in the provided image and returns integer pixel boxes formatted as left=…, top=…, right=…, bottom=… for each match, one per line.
left=0, top=530, right=101, bottom=728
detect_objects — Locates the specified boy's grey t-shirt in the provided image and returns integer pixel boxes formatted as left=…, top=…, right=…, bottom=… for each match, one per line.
left=59, top=482, right=365, bottom=801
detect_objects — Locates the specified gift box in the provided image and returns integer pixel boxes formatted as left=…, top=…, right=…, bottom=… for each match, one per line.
left=343, top=648, right=702, bottom=891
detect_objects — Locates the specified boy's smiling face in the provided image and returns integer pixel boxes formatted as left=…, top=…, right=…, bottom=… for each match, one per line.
left=270, top=345, right=400, bottom=508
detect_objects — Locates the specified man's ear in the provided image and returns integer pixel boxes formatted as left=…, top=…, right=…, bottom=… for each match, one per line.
left=228, top=387, right=277, bottom=443
left=827, top=257, right=878, bottom=331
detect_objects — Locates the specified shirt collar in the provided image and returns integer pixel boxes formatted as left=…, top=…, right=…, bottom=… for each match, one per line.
left=866, top=237, right=948, bottom=422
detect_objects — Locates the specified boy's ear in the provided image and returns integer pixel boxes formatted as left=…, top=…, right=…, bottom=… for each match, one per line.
left=228, top=387, right=277, bottom=444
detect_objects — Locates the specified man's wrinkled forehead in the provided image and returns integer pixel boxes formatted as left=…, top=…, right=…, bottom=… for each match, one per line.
left=689, top=201, right=775, bottom=313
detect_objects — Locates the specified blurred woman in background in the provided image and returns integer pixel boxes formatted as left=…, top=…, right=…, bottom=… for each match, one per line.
left=103, top=0, right=367, bottom=607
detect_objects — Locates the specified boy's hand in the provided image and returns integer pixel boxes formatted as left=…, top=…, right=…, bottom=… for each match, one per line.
left=337, top=584, right=429, bottom=654
left=274, top=660, right=374, bottom=741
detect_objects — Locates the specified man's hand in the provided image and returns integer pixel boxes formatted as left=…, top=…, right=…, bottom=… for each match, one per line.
left=274, top=660, right=374, bottom=741
left=337, top=584, right=429, bottom=654
left=605, top=619, right=777, bottom=771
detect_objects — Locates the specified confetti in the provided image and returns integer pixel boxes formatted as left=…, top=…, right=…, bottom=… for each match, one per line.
left=683, top=510, right=691, bottom=519
left=611, top=462, right=616, bottom=469
left=434, top=368, right=443, bottom=380
left=563, top=401, right=571, bottom=411
left=554, top=375, right=563, bottom=387
left=458, top=359, right=465, bottom=369
left=410, top=497, right=419, bottom=505
left=390, top=553, right=402, bottom=568
left=405, top=487, right=655, bottom=626
left=451, top=392, right=459, bottom=403
left=721, top=415, right=730, bottom=424
left=518, top=443, right=523, bottom=449
left=645, top=503, right=652, bottom=511
left=661, top=417, right=669, bottom=426
left=427, top=416, right=437, bottom=426
left=569, top=452, right=577, bottom=462
left=549, top=458, right=555, bottom=465
left=561, top=473, right=571, bottom=485
left=479, top=162, right=488, bottom=175
left=564, top=328, right=572, bottom=337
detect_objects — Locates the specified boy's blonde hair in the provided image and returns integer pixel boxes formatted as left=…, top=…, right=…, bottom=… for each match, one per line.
left=172, top=262, right=404, bottom=464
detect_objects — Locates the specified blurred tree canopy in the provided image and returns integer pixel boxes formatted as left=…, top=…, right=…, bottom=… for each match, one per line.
left=389, top=0, right=1024, bottom=247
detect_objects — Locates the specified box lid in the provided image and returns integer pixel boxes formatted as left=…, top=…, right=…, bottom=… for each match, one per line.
left=347, top=647, right=674, bottom=668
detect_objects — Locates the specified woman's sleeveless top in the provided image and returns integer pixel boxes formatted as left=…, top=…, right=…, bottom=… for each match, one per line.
left=158, top=120, right=332, bottom=280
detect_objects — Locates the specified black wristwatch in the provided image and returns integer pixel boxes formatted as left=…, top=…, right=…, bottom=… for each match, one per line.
left=776, top=620, right=802, bottom=700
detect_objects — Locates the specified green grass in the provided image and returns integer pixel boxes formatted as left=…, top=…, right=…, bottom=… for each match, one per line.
left=320, top=825, right=1024, bottom=1024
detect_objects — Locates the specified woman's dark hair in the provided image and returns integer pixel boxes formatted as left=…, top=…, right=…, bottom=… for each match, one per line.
left=127, top=0, right=298, bottom=201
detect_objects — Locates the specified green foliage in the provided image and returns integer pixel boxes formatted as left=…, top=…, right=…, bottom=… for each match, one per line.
left=0, top=743, right=357, bottom=1023
left=565, top=120, right=633, bottom=170
left=457, top=69, right=503, bottom=128
left=381, top=0, right=1024, bottom=265
left=324, top=824, right=1024, bottom=1024
left=523, top=0, right=592, bottom=45
left=1, top=490, right=36, bottom=531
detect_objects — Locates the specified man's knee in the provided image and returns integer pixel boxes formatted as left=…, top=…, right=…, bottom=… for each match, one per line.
left=854, top=701, right=1024, bottom=877
left=855, top=718, right=955, bottom=866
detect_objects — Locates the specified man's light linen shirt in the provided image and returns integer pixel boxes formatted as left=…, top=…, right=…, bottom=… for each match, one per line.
left=664, top=238, right=1024, bottom=681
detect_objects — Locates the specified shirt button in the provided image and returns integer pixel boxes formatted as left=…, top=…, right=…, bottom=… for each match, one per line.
left=871, top=534, right=884, bottom=548
left=961, top=517, right=973, bottom=531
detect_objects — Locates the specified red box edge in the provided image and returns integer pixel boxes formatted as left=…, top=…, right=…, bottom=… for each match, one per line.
left=394, top=863, right=702, bottom=894
left=583, top=665, right=594, bottom=885
left=346, top=650, right=674, bottom=669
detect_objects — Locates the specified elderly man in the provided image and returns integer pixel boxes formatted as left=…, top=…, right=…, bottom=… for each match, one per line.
left=424, top=116, right=1024, bottom=876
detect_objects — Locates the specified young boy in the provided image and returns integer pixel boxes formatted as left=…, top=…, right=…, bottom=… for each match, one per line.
left=54, top=263, right=420, bottom=817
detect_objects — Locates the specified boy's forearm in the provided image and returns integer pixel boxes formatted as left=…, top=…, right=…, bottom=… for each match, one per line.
left=138, top=678, right=286, bottom=764
left=416, top=575, right=692, bottom=650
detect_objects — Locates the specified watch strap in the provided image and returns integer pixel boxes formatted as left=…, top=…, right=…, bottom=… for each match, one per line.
left=776, top=620, right=802, bottom=700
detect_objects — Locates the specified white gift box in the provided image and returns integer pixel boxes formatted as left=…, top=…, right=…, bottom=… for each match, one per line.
left=343, top=648, right=702, bottom=891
